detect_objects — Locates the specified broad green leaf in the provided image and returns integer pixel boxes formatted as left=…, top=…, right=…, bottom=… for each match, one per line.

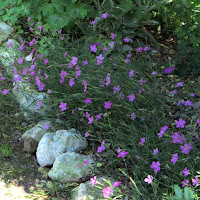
left=184, top=187, right=194, bottom=200
left=122, top=45, right=133, bottom=53
left=42, top=3, right=54, bottom=17
left=97, top=162, right=102, bottom=167
left=102, top=0, right=115, bottom=12
left=174, top=185, right=184, bottom=199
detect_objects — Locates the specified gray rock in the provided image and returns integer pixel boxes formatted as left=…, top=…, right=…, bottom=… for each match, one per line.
left=22, top=120, right=54, bottom=142
left=0, top=21, right=15, bottom=44
left=48, top=152, right=95, bottom=183
left=0, top=39, right=21, bottom=69
left=71, top=177, right=115, bottom=200
left=23, top=137, right=38, bottom=154
left=36, top=129, right=88, bottom=167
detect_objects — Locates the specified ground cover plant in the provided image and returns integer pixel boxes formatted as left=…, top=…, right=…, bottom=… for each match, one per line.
left=0, top=1, right=200, bottom=199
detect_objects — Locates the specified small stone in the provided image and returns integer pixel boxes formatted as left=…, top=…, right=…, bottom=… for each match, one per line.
left=23, top=137, right=38, bottom=154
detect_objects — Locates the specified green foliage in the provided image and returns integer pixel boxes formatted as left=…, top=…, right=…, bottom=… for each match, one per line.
left=169, top=185, right=194, bottom=200
left=0, top=143, right=12, bottom=158
left=78, top=0, right=167, bottom=48
left=157, top=0, right=200, bottom=75
left=0, top=0, right=92, bottom=32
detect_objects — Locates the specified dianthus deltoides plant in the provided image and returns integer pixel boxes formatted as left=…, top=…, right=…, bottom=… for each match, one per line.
left=1, top=16, right=200, bottom=199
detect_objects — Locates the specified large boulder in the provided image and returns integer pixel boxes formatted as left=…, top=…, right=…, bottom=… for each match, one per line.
left=48, top=152, right=95, bottom=183
left=36, top=129, right=88, bottom=167
left=22, top=120, right=54, bottom=142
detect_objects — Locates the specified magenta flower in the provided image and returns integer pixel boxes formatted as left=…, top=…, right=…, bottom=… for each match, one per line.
left=131, top=113, right=136, bottom=120
left=112, top=181, right=121, bottom=187
left=18, top=57, right=23, bottom=64
left=29, top=38, right=35, bottom=46
left=172, top=132, right=184, bottom=144
left=97, top=141, right=105, bottom=153
left=151, top=161, right=160, bottom=173
left=129, top=69, right=135, bottom=78
left=128, top=94, right=135, bottom=102
left=44, top=59, right=48, bottom=65
left=177, top=82, right=183, bottom=87
left=2, top=89, right=10, bottom=95
left=88, top=116, right=94, bottom=124
left=103, top=46, right=107, bottom=52
left=164, top=67, right=175, bottom=74
left=44, top=124, right=50, bottom=130
left=192, top=176, right=199, bottom=186
left=90, top=20, right=95, bottom=25
left=102, top=186, right=113, bottom=198
left=104, top=101, right=112, bottom=109
left=96, top=113, right=103, bottom=121
left=47, top=89, right=52, bottom=94
left=101, top=13, right=108, bottom=19
left=111, top=33, right=117, bottom=40
left=118, top=151, right=128, bottom=158
left=139, top=137, right=145, bottom=146
left=84, top=159, right=89, bottom=166
left=27, top=17, right=31, bottom=22
left=71, top=57, right=78, bottom=66
left=85, top=132, right=89, bottom=138
left=59, top=102, right=67, bottom=111
left=180, top=144, right=192, bottom=154
left=36, top=101, right=42, bottom=109
left=90, top=44, right=97, bottom=53
left=123, top=37, right=131, bottom=43
left=84, top=98, right=92, bottom=104
left=182, top=167, right=190, bottom=177
left=144, top=175, right=154, bottom=184
left=116, top=147, right=121, bottom=153
left=113, top=85, right=121, bottom=94
left=171, top=153, right=178, bottom=164
left=136, top=46, right=143, bottom=53
left=69, top=78, right=75, bottom=87
left=144, top=46, right=150, bottom=51
left=90, top=176, right=97, bottom=187
left=181, top=179, right=189, bottom=188
left=184, top=100, right=193, bottom=106
left=8, top=42, right=13, bottom=48
left=153, top=148, right=159, bottom=155
left=175, top=118, right=186, bottom=128
left=109, top=41, right=114, bottom=48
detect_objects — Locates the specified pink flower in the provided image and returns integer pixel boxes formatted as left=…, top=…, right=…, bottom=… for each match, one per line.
left=171, top=153, right=178, bottom=164
left=29, top=38, right=35, bottom=47
left=69, top=78, right=75, bottom=87
left=177, top=82, right=183, bottom=87
left=97, top=141, right=105, bottom=153
left=111, top=33, right=117, bottom=40
left=64, top=51, right=68, bottom=57
left=59, top=102, right=67, bottom=111
left=101, top=13, right=108, bottom=19
left=71, top=57, right=78, bottom=66
left=8, top=42, right=13, bottom=48
left=109, top=41, right=114, bottom=48
left=85, top=132, right=89, bottom=138
left=96, top=113, right=103, bottom=121
left=136, top=46, right=143, bottom=53
left=90, top=176, right=97, bottom=187
left=44, top=59, right=48, bottom=65
left=175, top=118, right=186, bottom=128
left=90, top=44, right=97, bottom=53
left=44, top=124, right=50, bottom=130
left=47, top=89, right=52, bottom=94
left=18, top=57, right=24, bottom=64
left=90, top=20, right=95, bottom=25
left=102, top=186, right=113, bottom=198
left=153, top=148, right=159, bottom=155
left=84, top=98, right=92, bottom=104
left=181, top=179, right=189, bottom=188
left=131, top=113, right=136, bottom=120
left=151, top=161, right=160, bottom=173
left=182, top=167, right=190, bottom=177
left=104, top=101, right=112, bottom=109
left=112, top=181, right=121, bottom=187
left=129, top=69, right=135, bottom=78
left=84, top=159, right=89, bottom=166
left=2, top=89, right=10, bottom=95
left=139, top=137, right=145, bottom=146
left=164, top=67, right=175, bottom=74
left=88, top=116, right=94, bottom=124
left=192, top=176, right=199, bottom=186
left=103, top=46, right=107, bottom=52
left=144, top=175, right=153, bottom=184
left=118, top=151, right=128, bottom=158
left=128, top=94, right=135, bottom=102
left=123, top=37, right=131, bottom=43
left=180, top=144, right=192, bottom=154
